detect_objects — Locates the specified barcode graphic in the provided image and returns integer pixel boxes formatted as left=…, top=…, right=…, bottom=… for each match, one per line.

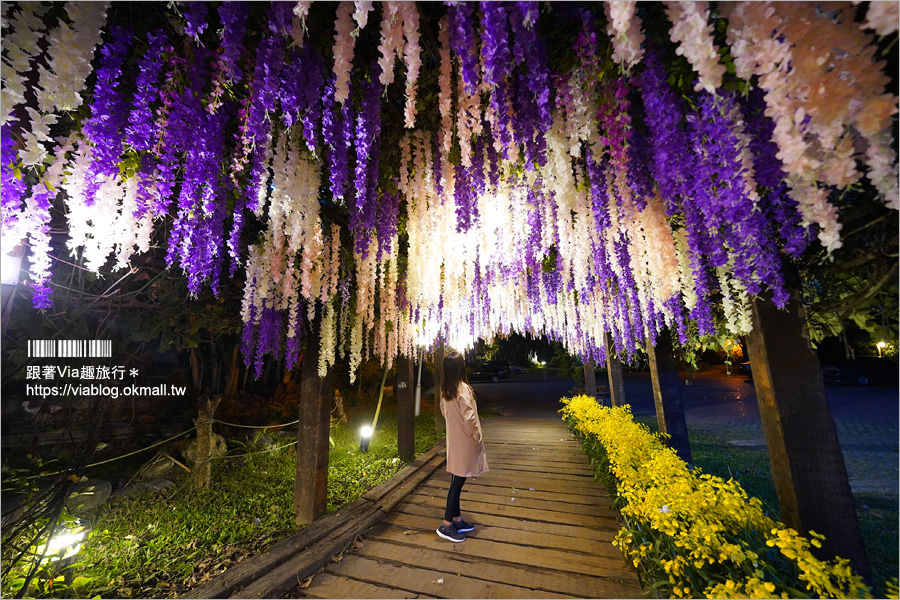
left=27, top=340, right=112, bottom=358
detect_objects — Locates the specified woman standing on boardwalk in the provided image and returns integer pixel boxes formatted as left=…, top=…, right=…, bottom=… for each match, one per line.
left=436, top=351, right=489, bottom=542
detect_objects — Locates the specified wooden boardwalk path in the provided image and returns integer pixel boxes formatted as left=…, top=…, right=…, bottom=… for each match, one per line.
left=294, top=415, right=644, bottom=599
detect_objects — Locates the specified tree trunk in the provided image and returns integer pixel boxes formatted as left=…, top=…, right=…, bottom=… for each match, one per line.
left=192, top=395, right=221, bottom=490
left=433, top=341, right=446, bottom=434
left=747, top=290, right=870, bottom=581
left=583, top=359, right=597, bottom=398
left=294, top=328, right=331, bottom=526
left=225, top=347, right=240, bottom=397
left=646, top=329, right=692, bottom=465
left=396, top=354, right=415, bottom=463
left=605, top=334, right=626, bottom=407
left=189, top=348, right=202, bottom=392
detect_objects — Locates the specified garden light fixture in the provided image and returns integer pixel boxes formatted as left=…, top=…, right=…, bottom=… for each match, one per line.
left=359, top=425, right=373, bottom=453
left=39, top=522, right=86, bottom=563
left=877, top=341, right=886, bottom=357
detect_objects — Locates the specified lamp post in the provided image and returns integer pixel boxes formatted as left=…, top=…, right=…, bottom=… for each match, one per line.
left=359, top=425, right=373, bottom=453
left=876, top=341, right=886, bottom=358
left=725, top=338, right=733, bottom=375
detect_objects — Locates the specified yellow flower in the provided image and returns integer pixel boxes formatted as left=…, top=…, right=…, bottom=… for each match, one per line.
left=561, top=394, right=871, bottom=599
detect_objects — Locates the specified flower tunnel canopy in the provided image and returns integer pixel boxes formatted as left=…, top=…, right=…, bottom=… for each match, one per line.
left=2, top=1, right=897, bottom=381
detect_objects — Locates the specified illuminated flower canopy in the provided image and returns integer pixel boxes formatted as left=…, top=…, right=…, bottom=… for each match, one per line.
left=1, top=1, right=897, bottom=380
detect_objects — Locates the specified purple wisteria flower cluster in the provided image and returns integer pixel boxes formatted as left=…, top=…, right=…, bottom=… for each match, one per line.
left=742, top=89, right=809, bottom=259
left=446, top=2, right=479, bottom=95
left=322, top=75, right=353, bottom=205
left=280, top=47, right=325, bottom=151
left=689, top=90, right=787, bottom=305
left=208, top=2, right=248, bottom=113
left=1, top=126, right=26, bottom=236
left=637, top=43, right=716, bottom=335
left=125, top=29, right=169, bottom=216
left=352, top=65, right=384, bottom=256
left=82, top=25, right=132, bottom=206
left=5, top=1, right=839, bottom=375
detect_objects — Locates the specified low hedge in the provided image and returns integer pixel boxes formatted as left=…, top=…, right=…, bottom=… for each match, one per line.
left=560, top=395, right=871, bottom=599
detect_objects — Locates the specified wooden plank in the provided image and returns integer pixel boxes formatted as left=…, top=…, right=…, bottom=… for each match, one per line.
left=232, top=509, right=388, bottom=599
left=430, top=480, right=605, bottom=506
left=484, top=437, right=579, bottom=445
left=375, top=454, right=446, bottom=514
left=385, top=511, right=622, bottom=557
left=300, top=572, right=433, bottom=599
left=356, top=540, right=642, bottom=599
left=482, top=460, right=594, bottom=476
left=485, top=456, right=590, bottom=469
left=321, top=554, right=575, bottom=599
left=366, top=523, right=635, bottom=579
left=393, top=499, right=617, bottom=542
left=182, top=498, right=372, bottom=599
left=363, top=441, right=446, bottom=504
left=485, top=446, right=588, bottom=463
left=482, top=466, right=597, bottom=483
left=432, top=471, right=607, bottom=498
left=485, top=455, right=589, bottom=468
left=415, top=483, right=612, bottom=516
left=482, top=432, right=576, bottom=442
left=396, top=492, right=617, bottom=529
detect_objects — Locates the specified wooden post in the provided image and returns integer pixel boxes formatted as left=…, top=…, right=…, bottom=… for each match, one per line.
left=433, top=341, right=446, bottom=434
left=396, top=354, right=415, bottom=463
left=605, top=334, right=626, bottom=407
left=646, top=329, right=692, bottom=465
left=192, top=395, right=221, bottom=490
left=747, top=291, right=870, bottom=580
left=225, top=346, right=240, bottom=397
left=294, top=332, right=331, bottom=526
left=583, top=359, right=597, bottom=398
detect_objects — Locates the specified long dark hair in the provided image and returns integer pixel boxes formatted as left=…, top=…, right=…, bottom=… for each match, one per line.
left=441, top=351, right=467, bottom=401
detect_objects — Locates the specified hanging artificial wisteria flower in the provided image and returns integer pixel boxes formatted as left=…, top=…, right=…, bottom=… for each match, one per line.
left=332, top=1, right=357, bottom=104
left=663, top=1, right=725, bottom=94
left=604, top=1, right=645, bottom=71
left=3, top=0, right=898, bottom=382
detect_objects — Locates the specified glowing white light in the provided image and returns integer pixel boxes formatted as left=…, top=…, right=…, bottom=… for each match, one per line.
left=39, top=524, right=86, bottom=562
left=1, top=253, right=21, bottom=285
left=360, top=425, right=373, bottom=438
left=877, top=341, right=887, bottom=349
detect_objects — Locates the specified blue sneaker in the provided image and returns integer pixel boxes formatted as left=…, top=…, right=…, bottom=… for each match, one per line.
left=453, top=518, right=475, bottom=533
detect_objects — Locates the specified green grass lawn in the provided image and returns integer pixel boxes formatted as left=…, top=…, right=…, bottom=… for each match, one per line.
left=635, top=416, right=899, bottom=597
left=3, top=412, right=442, bottom=599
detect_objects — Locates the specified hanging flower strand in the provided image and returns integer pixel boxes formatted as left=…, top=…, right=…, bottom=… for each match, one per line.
left=663, top=1, right=725, bottom=94
left=332, top=2, right=358, bottom=104
left=398, top=2, right=421, bottom=127
left=604, top=1, right=645, bottom=71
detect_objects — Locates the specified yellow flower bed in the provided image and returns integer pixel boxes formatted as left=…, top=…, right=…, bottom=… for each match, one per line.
left=560, top=395, right=870, bottom=599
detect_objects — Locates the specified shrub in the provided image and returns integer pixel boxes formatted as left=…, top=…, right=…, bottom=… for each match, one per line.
left=560, top=395, right=871, bottom=599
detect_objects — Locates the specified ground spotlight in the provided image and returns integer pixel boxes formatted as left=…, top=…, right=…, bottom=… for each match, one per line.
left=359, top=425, right=373, bottom=453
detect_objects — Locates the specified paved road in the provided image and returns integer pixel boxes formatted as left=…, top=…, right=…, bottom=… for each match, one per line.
left=471, top=368, right=899, bottom=497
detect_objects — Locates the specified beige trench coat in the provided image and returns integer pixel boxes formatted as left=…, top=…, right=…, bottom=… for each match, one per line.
left=441, top=383, right=488, bottom=478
